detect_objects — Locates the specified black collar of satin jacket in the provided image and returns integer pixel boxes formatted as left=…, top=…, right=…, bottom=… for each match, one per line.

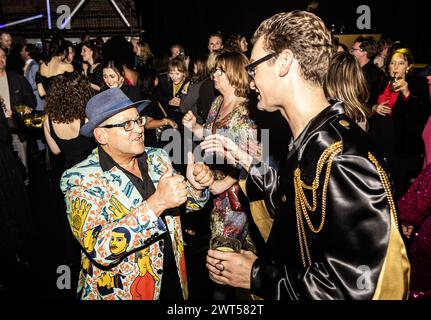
left=286, top=100, right=345, bottom=162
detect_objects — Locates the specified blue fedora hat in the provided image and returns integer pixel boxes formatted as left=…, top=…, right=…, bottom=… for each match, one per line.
left=80, top=88, right=150, bottom=137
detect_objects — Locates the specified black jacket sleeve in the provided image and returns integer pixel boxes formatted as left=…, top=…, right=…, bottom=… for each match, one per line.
left=156, top=74, right=173, bottom=109
left=244, top=162, right=280, bottom=218
left=250, top=155, right=392, bottom=300
left=20, top=75, right=37, bottom=109
left=7, top=71, right=37, bottom=110
left=196, top=79, right=215, bottom=124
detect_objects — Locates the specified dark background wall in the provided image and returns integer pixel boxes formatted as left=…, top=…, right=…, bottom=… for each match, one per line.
left=1, top=0, right=429, bottom=63
left=138, top=0, right=429, bottom=63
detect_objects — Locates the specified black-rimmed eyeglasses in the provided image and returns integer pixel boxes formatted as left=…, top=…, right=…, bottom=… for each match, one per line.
left=245, top=52, right=278, bottom=78
left=100, top=116, right=147, bottom=132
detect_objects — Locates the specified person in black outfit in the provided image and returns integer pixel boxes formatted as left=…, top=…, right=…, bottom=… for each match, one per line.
left=157, top=57, right=189, bottom=126
left=350, top=36, right=385, bottom=109
left=180, top=54, right=215, bottom=125
left=0, top=96, right=32, bottom=297
left=43, top=72, right=95, bottom=171
left=157, top=58, right=190, bottom=175
left=81, top=40, right=104, bottom=91
left=0, top=47, right=37, bottom=171
left=203, top=10, right=409, bottom=300
left=0, top=32, right=24, bottom=75
left=138, top=69, right=178, bottom=148
left=42, top=72, right=96, bottom=292
left=368, top=48, right=431, bottom=199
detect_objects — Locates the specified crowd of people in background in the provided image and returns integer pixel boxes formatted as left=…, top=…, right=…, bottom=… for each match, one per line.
left=1, top=8, right=431, bottom=300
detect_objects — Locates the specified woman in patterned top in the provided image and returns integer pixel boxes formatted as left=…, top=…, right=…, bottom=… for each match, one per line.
left=183, top=50, right=261, bottom=253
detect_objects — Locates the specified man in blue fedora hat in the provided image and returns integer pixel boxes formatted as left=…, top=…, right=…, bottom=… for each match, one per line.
left=60, top=88, right=214, bottom=300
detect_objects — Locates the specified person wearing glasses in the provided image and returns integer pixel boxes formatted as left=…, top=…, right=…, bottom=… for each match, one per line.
left=203, top=11, right=410, bottom=300
left=183, top=51, right=261, bottom=299
left=60, top=88, right=214, bottom=300
left=350, top=36, right=385, bottom=109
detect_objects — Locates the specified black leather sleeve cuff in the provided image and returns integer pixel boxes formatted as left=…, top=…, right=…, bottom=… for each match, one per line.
left=251, top=258, right=300, bottom=300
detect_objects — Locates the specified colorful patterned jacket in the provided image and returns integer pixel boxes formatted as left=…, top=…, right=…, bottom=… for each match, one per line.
left=60, top=147, right=209, bottom=300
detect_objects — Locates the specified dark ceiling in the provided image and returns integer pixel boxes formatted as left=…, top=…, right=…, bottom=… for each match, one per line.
left=0, top=0, right=429, bottom=62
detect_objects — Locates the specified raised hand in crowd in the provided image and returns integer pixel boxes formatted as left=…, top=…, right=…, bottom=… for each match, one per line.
left=206, top=249, right=257, bottom=288
left=182, top=110, right=197, bottom=130
left=200, top=134, right=254, bottom=171
left=186, top=151, right=214, bottom=190
left=147, top=163, right=188, bottom=216
left=373, top=99, right=392, bottom=116
left=168, top=97, right=181, bottom=107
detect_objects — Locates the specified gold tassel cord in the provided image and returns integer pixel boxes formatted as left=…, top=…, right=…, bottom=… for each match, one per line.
left=368, top=153, right=399, bottom=228
left=294, top=141, right=343, bottom=267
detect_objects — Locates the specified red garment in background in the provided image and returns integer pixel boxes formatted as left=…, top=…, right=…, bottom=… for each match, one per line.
left=377, top=84, right=399, bottom=109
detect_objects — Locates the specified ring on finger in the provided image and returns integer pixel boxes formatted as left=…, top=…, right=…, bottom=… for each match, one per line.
left=218, top=262, right=224, bottom=272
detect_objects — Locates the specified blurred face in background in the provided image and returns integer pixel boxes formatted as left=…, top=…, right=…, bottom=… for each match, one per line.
left=20, top=45, right=29, bottom=61
left=103, top=67, right=124, bottom=88
left=350, top=42, right=366, bottom=61
left=64, top=46, right=75, bottom=64
left=0, top=33, right=12, bottom=49
left=170, top=46, right=181, bottom=59
left=81, top=45, right=93, bottom=63
left=240, top=37, right=248, bottom=53
left=208, top=36, right=223, bottom=52
left=169, top=67, right=185, bottom=85
left=131, top=38, right=140, bottom=54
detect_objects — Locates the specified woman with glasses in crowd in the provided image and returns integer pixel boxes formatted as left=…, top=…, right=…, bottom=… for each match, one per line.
left=183, top=50, right=261, bottom=262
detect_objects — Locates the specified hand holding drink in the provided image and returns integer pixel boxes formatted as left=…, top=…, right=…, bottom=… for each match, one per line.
left=208, top=235, right=241, bottom=284
left=210, top=235, right=241, bottom=253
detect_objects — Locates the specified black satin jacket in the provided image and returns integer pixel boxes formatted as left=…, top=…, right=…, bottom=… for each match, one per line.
left=245, top=102, right=404, bottom=300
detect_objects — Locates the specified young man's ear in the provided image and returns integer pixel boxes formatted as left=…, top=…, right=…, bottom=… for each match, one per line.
left=94, top=127, right=108, bottom=145
left=279, top=49, right=293, bottom=77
